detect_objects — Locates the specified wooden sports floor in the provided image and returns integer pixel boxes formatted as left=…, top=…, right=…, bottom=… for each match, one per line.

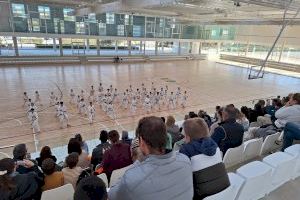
left=0, top=60, right=299, bottom=155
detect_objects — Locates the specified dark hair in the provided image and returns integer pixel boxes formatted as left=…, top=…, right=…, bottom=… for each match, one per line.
left=13, top=144, right=27, bottom=160
left=136, top=116, right=167, bottom=153
left=40, top=146, right=52, bottom=161
left=74, top=176, right=107, bottom=200
left=0, top=158, right=16, bottom=192
left=188, top=112, right=198, bottom=118
left=240, top=106, right=249, bottom=119
left=99, top=130, right=108, bottom=143
left=223, top=105, right=238, bottom=119
left=216, top=106, right=221, bottom=110
left=75, top=134, right=83, bottom=142
left=292, top=93, right=300, bottom=104
left=68, top=138, right=82, bottom=155
left=42, top=158, right=56, bottom=175
left=65, top=152, right=79, bottom=169
left=108, top=130, right=120, bottom=144
left=160, top=117, right=165, bottom=123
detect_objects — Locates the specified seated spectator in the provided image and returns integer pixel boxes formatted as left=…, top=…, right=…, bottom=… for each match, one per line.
left=282, top=122, right=300, bottom=150
left=13, top=143, right=42, bottom=175
left=108, top=116, right=193, bottom=200
left=121, top=131, right=132, bottom=145
left=41, top=158, right=64, bottom=191
left=0, top=158, right=43, bottom=200
left=214, top=106, right=221, bottom=121
left=237, top=109, right=250, bottom=131
left=210, top=107, right=223, bottom=135
left=36, top=146, right=57, bottom=167
left=74, top=176, right=107, bottom=200
left=180, top=118, right=230, bottom=199
left=91, top=130, right=111, bottom=169
left=166, top=115, right=182, bottom=145
left=68, top=138, right=90, bottom=169
left=198, top=110, right=212, bottom=127
left=75, top=133, right=89, bottom=154
left=62, top=152, right=82, bottom=188
left=102, top=130, right=132, bottom=181
left=211, top=106, right=244, bottom=155
left=265, top=98, right=282, bottom=122
left=130, top=138, right=144, bottom=162
left=249, top=100, right=266, bottom=122
left=275, top=93, right=300, bottom=129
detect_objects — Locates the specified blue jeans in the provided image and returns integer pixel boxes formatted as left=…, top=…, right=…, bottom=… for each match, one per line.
left=282, top=122, right=300, bottom=151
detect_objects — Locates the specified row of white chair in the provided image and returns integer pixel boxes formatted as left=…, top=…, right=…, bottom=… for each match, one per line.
left=223, top=132, right=280, bottom=168
left=204, top=144, right=300, bottom=200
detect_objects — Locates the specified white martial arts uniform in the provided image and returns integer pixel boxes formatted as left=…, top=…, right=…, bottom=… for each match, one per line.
left=181, top=93, right=188, bottom=108
left=130, top=98, right=137, bottom=114
left=70, top=90, right=76, bottom=104
left=49, top=93, right=56, bottom=105
left=79, top=100, right=86, bottom=115
left=168, top=94, right=176, bottom=109
left=122, top=94, right=129, bottom=109
left=35, top=92, right=41, bottom=105
left=28, top=110, right=40, bottom=134
left=144, top=97, right=151, bottom=112
left=58, top=105, right=69, bottom=128
left=107, top=103, right=116, bottom=119
left=87, top=105, right=96, bottom=123
left=23, top=94, right=29, bottom=107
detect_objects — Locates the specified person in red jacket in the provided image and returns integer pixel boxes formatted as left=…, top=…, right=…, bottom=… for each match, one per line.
left=102, top=130, right=132, bottom=181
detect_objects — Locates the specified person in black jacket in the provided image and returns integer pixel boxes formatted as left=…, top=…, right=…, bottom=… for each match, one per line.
left=0, top=158, right=44, bottom=200
left=180, top=118, right=230, bottom=199
left=211, top=105, right=244, bottom=155
left=36, top=146, right=57, bottom=167
left=91, top=130, right=111, bottom=169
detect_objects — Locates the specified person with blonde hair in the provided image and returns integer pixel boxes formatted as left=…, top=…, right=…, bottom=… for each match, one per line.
left=180, top=118, right=230, bottom=199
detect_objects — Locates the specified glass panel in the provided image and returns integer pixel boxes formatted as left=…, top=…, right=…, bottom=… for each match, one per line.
left=31, top=18, right=40, bottom=32
left=12, top=3, right=26, bottom=18
left=117, top=25, right=124, bottom=36
left=76, top=22, right=85, bottom=34
left=145, top=41, right=155, bottom=55
left=116, top=40, right=128, bottom=55
left=18, top=37, right=59, bottom=56
left=0, top=36, right=15, bottom=56
left=63, top=8, right=75, bottom=21
left=106, top=13, right=115, bottom=24
left=38, top=6, right=51, bottom=19
left=99, top=23, right=106, bottom=35
left=100, top=40, right=116, bottom=55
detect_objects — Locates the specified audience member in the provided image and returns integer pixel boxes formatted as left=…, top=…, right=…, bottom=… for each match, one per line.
left=198, top=110, right=213, bottom=127
left=130, top=138, right=144, bottom=162
left=74, top=176, right=107, bottom=200
left=68, top=138, right=90, bottom=169
left=0, top=158, right=43, bottom=200
left=121, top=131, right=132, bottom=145
left=180, top=118, right=230, bottom=199
left=41, top=158, right=64, bottom=191
left=214, top=106, right=221, bottom=121
left=102, top=130, right=132, bottom=181
left=91, top=130, right=111, bottom=169
left=282, top=122, right=300, bottom=150
left=166, top=115, right=182, bottom=146
left=62, top=152, right=82, bottom=188
left=211, top=106, right=244, bottom=155
left=108, top=116, right=193, bottom=200
left=75, top=133, right=89, bottom=154
left=210, top=108, right=223, bottom=135
left=36, top=146, right=57, bottom=167
left=237, top=109, right=250, bottom=131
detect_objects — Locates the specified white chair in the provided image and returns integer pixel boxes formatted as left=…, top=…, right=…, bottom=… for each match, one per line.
left=41, top=184, right=74, bottom=200
left=236, top=161, right=273, bottom=200
left=285, top=144, right=300, bottom=179
left=98, top=173, right=108, bottom=187
left=110, top=165, right=132, bottom=187
left=0, top=152, right=10, bottom=159
left=263, top=152, right=296, bottom=192
left=203, top=173, right=245, bottom=200
left=260, top=132, right=280, bottom=156
left=243, top=138, right=263, bottom=161
left=223, top=144, right=244, bottom=168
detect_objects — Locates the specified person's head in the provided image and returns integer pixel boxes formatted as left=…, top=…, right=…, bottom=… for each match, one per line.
left=35, top=91, right=38, bottom=94
left=13, top=144, right=27, bottom=160
left=0, top=158, right=16, bottom=193
left=222, top=105, right=238, bottom=121
left=108, top=130, right=120, bottom=144
left=216, top=107, right=223, bottom=121
left=289, top=93, right=300, bottom=105
left=99, top=130, right=108, bottom=143
left=258, top=100, right=265, bottom=107
left=183, top=118, right=209, bottom=143
left=60, top=102, right=63, bottom=106
left=75, top=134, right=83, bottom=143
left=74, top=176, right=107, bottom=200
left=41, top=158, right=56, bottom=176
left=136, top=116, right=167, bottom=156
left=121, top=131, right=129, bottom=140
left=188, top=112, right=198, bottom=119
left=166, top=115, right=175, bottom=127
left=198, top=110, right=207, bottom=118
left=67, top=138, right=82, bottom=155
left=160, top=117, right=165, bottom=123
left=90, top=102, right=92, bottom=106
left=40, top=146, right=52, bottom=160
left=65, top=152, right=79, bottom=169
left=215, top=106, right=221, bottom=111
left=24, top=92, right=27, bottom=95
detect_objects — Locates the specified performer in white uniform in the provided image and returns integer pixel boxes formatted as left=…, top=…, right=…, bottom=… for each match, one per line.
left=153, top=92, right=160, bottom=110
left=23, top=92, right=29, bottom=107
left=58, top=102, right=69, bottom=128
left=130, top=96, right=137, bottom=114
left=69, top=89, right=76, bottom=104
left=107, top=102, right=116, bottom=119
left=49, top=92, right=56, bottom=106
left=28, top=108, right=40, bottom=134
left=98, top=83, right=104, bottom=93
left=89, top=85, right=95, bottom=102
left=76, top=95, right=81, bottom=111
left=34, top=91, right=42, bottom=106
left=87, top=102, right=96, bottom=124
left=176, top=87, right=181, bottom=103
left=143, top=95, right=152, bottom=113
left=79, top=98, right=87, bottom=115
left=168, top=92, right=176, bottom=109
left=80, top=90, right=85, bottom=99
left=113, top=88, right=118, bottom=103
left=122, top=92, right=129, bottom=109
left=181, top=91, right=188, bottom=108
left=27, top=102, right=37, bottom=120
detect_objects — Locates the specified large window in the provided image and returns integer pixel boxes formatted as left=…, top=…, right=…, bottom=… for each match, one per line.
left=76, top=22, right=85, bottom=34
left=38, top=6, right=50, bottom=19
left=125, top=14, right=132, bottom=25
left=106, top=13, right=115, bottom=24
left=31, top=18, right=40, bottom=32
left=99, top=23, right=106, bottom=35
left=63, top=8, right=75, bottom=21
left=12, top=3, right=26, bottom=18
left=133, top=25, right=141, bottom=37
left=117, top=25, right=124, bottom=36
left=60, top=20, right=65, bottom=33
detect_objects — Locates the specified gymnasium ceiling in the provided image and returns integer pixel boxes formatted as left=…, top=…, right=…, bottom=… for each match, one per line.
left=23, top=0, right=300, bottom=25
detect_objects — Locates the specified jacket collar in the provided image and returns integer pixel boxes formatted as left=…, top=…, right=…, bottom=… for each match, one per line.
left=220, top=118, right=236, bottom=125
left=143, top=151, right=176, bottom=165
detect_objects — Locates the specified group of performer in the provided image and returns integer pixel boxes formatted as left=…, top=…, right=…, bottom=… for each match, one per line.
left=22, top=82, right=188, bottom=133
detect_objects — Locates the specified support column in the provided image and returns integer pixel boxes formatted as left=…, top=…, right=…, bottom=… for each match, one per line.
left=245, top=41, right=249, bottom=56
left=217, top=42, right=221, bottom=55
left=155, top=41, right=158, bottom=55
left=128, top=40, right=131, bottom=56
left=12, top=36, right=19, bottom=57
left=86, top=39, right=90, bottom=51
left=140, top=41, right=143, bottom=53
left=199, top=42, right=202, bottom=55
left=115, top=40, right=118, bottom=53
left=278, top=41, right=285, bottom=62
left=143, top=42, right=146, bottom=55
left=178, top=42, right=181, bottom=55
left=96, top=39, right=100, bottom=56
left=59, top=38, right=63, bottom=56
left=53, top=38, right=57, bottom=52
